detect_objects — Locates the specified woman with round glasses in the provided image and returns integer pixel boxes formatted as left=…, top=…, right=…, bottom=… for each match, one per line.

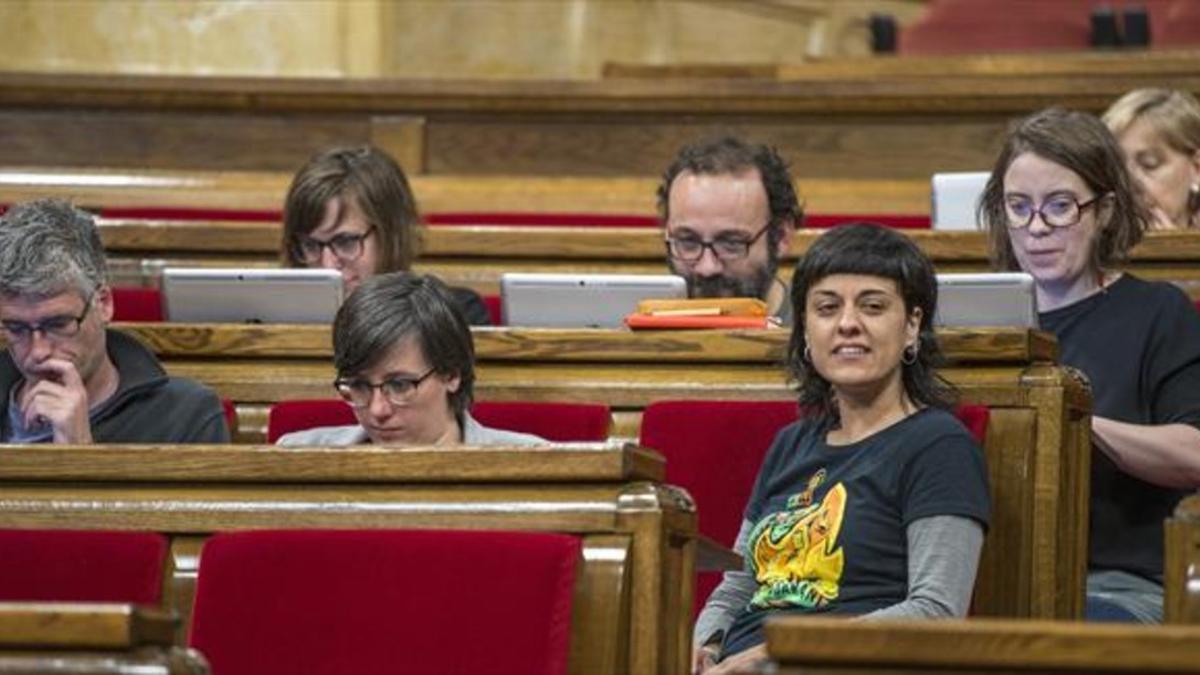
left=978, top=107, right=1200, bottom=623
left=281, top=145, right=492, bottom=325
left=1103, top=89, right=1200, bottom=230
left=276, top=272, right=544, bottom=447
left=693, top=224, right=990, bottom=674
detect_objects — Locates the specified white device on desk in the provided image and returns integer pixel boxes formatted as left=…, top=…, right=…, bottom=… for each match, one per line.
left=931, top=171, right=991, bottom=231
left=935, top=272, right=1037, bottom=328
left=161, top=268, right=343, bottom=324
left=501, top=273, right=687, bottom=328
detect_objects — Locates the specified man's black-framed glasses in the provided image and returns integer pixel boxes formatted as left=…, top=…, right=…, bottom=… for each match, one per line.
left=293, top=227, right=376, bottom=264
left=1, top=290, right=96, bottom=342
left=1003, top=194, right=1107, bottom=229
left=665, top=223, right=772, bottom=262
left=334, top=367, right=436, bottom=409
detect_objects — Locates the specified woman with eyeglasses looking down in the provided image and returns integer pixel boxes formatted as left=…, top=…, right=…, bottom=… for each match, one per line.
left=281, top=145, right=492, bottom=325
left=276, top=272, right=544, bottom=447
left=978, top=107, right=1200, bottom=623
left=692, top=223, right=990, bottom=674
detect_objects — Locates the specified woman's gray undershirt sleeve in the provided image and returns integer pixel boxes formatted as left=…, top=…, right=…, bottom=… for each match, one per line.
left=862, top=514, right=984, bottom=620
left=693, top=518, right=758, bottom=650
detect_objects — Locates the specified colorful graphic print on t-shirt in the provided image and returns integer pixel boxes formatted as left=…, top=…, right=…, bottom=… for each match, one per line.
left=747, top=468, right=846, bottom=610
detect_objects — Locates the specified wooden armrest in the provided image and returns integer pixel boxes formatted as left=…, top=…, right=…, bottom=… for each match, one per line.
left=0, top=602, right=176, bottom=649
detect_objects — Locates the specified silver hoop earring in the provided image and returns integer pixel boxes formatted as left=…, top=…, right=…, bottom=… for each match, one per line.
left=803, top=344, right=812, bottom=363
left=902, top=343, right=918, bottom=366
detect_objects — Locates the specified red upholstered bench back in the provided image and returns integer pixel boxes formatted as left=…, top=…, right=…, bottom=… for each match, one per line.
left=639, top=400, right=800, bottom=617
left=190, top=529, right=579, bottom=675
left=0, top=530, right=168, bottom=604
left=268, top=399, right=611, bottom=443
left=111, top=286, right=164, bottom=322
left=471, top=401, right=610, bottom=441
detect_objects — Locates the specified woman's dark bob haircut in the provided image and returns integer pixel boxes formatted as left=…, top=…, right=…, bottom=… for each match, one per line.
left=787, top=223, right=954, bottom=419
left=333, top=272, right=474, bottom=424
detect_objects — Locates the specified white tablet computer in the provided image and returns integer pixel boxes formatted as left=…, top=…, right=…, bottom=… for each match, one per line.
left=931, top=171, right=990, bottom=230
left=162, top=268, right=343, bottom=324
left=935, top=272, right=1037, bottom=328
left=501, top=273, right=687, bottom=328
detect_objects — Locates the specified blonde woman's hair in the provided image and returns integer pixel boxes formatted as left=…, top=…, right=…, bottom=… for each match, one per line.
left=1103, top=88, right=1200, bottom=157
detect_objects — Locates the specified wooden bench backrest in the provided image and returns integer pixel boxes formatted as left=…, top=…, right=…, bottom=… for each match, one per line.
left=0, top=444, right=687, bottom=675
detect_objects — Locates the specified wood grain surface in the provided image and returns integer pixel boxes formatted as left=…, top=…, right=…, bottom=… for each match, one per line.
left=766, top=616, right=1200, bottom=673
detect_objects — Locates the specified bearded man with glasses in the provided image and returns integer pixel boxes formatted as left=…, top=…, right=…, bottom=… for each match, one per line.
left=276, top=272, right=545, bottom=447
left=0, top=200, right=228, bottom=444
left=657, top=136, right=804, bottom=324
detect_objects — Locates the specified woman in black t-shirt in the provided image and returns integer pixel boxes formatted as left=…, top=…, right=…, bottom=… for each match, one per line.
left=978, top=107, right=1200, bottom=623
left=279, top=145, right=491, bottom=325
left=693, top=224, right=991, bottom=674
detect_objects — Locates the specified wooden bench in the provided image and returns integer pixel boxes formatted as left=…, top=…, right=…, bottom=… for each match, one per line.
left=104, top=323, right=1091, bottom=620
left=1164, top=493, right=1200, bottom=624
left=89, top=219, right=1200, bottom=298
left=0, top=167, right=929, bottom=216
left=765, top=616, right=1200, bottom=674
left=1, top=56, right=1198, bottom=179
left=0, top=602, right=203, bottom=674
left=0, top=443, right=691, bottom=675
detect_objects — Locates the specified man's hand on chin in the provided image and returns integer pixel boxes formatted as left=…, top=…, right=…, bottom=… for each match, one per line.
left=21, top=358, right=93, bottom=444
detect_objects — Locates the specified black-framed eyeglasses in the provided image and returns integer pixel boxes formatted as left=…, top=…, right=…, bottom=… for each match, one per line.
left=334, top=367, right=436, bottom=409
left=293, top=227, right=376, bottom=264
left=1, top=290, right=95, bottom=343
left=664, top=223, right=772, bottom=262
left=1003, top=194, right=1108, bottom=229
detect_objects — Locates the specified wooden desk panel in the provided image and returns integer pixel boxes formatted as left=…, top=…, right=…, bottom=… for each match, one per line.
left=2, top=60, right=1199, bottom=177
left=0, top=168, right=927, bottom=217
left=0, top=603, right=203, bottom=675
left=766, top=616, right=1200, bottom=674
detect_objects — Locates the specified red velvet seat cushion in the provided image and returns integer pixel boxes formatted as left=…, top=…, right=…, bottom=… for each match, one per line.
left=483, top=294, right=503, bottom=325
left=111, top=286, right=164, bottom=322
left=471, top=401, right=610, bottom=441
left=955, top=404, right=990, bottom=445
left=639, top=400, right=799, bottom=617
left=221, top=399, right=238, bottom=437
left=189, top=529, right=579, bottom=675
left=269, top=399, right=610, bottom=443
left=267, top=399, right=357, bottom=443
left=0, top=530, right=167, bottom=604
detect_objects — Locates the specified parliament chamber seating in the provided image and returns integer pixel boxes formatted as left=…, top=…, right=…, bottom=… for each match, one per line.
left=189, top=529, right=580, bottom=675
left=266, top=399, right=611, bottom=443
left=89, top=323, right=1090, bottom=621
left=0, top=443, right=691, bottom=675
left=0, top=530, right=168, bottom=604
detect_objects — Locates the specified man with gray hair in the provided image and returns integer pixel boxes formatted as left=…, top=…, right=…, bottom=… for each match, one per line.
left=0, top=199, right=228, bottom=444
